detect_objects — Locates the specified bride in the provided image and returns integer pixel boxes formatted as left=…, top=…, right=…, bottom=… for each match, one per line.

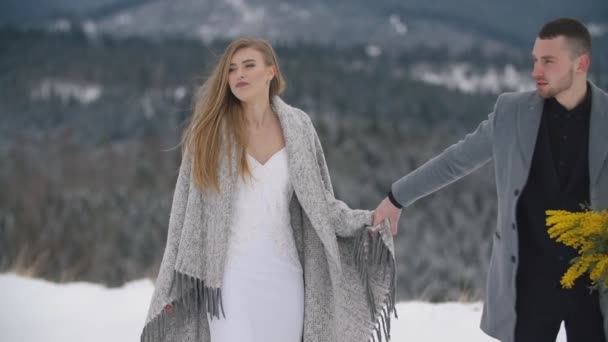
left=141, top=37, right=397, bottom=342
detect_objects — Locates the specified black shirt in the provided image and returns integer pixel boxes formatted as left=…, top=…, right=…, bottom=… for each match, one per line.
left=544, top=86, right=592, bottom=188
left=516, top=84, right=592, bottom=290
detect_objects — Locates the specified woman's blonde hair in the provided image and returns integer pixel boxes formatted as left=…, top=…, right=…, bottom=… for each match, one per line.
left=182, top=38, right=286, bottom=192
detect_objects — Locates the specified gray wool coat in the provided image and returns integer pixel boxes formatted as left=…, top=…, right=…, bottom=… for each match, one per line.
left=391, top=81, right=608, bottom=342
left=142, top=96, right=396, bottom=342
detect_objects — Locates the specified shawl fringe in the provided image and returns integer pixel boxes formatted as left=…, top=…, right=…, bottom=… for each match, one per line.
left=354, top=223, right=398, bottom=342
left=142, top=226, right=397, bottom=342
left=140, top=271, right=225, bottom=342
left=142, top=225, right=397, bottom=342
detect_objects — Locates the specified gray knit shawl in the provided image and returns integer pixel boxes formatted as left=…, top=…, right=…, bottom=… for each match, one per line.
left=141, top=97, right=397, bottom=342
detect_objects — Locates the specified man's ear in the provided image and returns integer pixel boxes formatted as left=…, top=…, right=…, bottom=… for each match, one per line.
left=576, top=54, right=591, bottom=74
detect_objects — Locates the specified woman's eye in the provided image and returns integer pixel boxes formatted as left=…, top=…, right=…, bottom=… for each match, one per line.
left=245, top=64, right=255, bottom=68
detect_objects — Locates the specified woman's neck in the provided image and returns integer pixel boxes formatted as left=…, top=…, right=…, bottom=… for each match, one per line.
left=242, top=99, right=272, bottom=128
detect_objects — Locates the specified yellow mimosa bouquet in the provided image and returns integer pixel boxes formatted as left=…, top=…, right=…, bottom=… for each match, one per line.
left=546, top=209, right=608, bottom=289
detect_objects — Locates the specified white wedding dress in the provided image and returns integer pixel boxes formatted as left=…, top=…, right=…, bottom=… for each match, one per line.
left=207, top=148, right=304, bottom=342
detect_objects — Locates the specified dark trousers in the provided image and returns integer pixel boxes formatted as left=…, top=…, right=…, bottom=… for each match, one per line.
left=515, top=272, right=605, bottom=342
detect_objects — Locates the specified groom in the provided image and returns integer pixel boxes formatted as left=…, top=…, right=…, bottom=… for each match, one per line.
left=374, top=18, right=608, bottom=342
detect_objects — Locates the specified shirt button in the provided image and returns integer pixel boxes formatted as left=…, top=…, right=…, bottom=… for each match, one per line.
left=495, top=231, right=501, bottom=239
left=511, top=255, right=517, bottom=263
left=512, top=223, right=516, bottom=230
left=514, top=189, right=520, bottom=196
left=562, top=135, right=568, bottom=140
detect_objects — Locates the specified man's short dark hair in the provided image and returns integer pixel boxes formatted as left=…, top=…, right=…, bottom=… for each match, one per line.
left=538, top=17, right=592, bottom=57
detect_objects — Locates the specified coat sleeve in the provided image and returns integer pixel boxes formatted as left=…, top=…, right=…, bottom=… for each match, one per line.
left=391, top=104, right=497, bottom=208
left=307, top=118, right=374, bottom=237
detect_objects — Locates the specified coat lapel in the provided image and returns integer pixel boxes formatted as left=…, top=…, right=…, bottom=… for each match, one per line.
left=589, top=82, right=608, bottom=187
left=273, top=98, right=311, bottom=205
left=273, top=97, right=342, bottom=267
left=517, top=92, right=543, bottom=173
left=516, top=82, right=607, bottom=193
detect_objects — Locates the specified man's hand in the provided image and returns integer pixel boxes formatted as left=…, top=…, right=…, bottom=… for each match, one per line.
left=373, top=197, right=402, bottom=235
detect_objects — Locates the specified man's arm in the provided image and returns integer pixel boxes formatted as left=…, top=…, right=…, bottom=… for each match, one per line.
left=374, top=110, right=496, bottom=233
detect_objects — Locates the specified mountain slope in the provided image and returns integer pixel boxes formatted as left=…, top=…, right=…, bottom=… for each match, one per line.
left=2, top=0, right=607, bottom=55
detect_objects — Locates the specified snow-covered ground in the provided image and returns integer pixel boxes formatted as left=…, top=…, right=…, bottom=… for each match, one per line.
left=0, top=273, right=566, bottom=341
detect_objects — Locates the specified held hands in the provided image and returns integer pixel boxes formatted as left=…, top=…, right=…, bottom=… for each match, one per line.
left=373, top=197, right=402, bottom=236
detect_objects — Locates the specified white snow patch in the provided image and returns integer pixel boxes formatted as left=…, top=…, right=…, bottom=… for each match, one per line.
left=49, top=19, right=72, bottom=32
left=82, top=20, right=98, bottom=37
left=197, top=25, right=220, bottom=43
left=389, top=15, right=408, bottom=35
left=278, top=3, right=311, bottom=20
left=366, top=44, right=382, bottom=58
left=174, top=86, right=187, bottom=101
left=411, top=63, right=535, bottom=94
left=30, top=79, right=103, bottom=105
left=113, top=13, right=133, bottom=27
left=225, top=0, right=266, bottom=23
left=0, top=273, right=567, bottom=342
left=587, top=22, right=607, bottom=37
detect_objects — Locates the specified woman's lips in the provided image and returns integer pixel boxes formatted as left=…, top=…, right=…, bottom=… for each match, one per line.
left=235, top=81, right=249, bottom=88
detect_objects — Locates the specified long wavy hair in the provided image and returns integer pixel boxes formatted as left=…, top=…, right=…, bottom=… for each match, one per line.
left=182, top=38, right=286, bottom=192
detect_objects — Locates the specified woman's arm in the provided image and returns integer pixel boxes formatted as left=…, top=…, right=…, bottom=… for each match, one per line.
left=307, top=119, right=373, bottom=237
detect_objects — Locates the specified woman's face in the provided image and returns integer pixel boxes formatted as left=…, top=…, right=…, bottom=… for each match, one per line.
left=228, top=47, right=275, bottom=103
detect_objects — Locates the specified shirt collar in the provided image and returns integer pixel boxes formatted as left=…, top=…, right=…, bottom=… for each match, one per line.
left=545, top=82, right=592, bottom=117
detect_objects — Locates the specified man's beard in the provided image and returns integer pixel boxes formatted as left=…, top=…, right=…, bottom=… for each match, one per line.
left=536, top=68, right=575, bottom=99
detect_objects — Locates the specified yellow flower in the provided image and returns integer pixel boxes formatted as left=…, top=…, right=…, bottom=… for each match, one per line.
left=560, top=256, right=590, bottom=288
left=590, top=257, right=608, bottom=284
left=547, top=209, right=608, bottom=290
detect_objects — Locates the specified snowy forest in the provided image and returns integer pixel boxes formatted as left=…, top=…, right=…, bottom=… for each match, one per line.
left=1, top=20, right=607, bottom=302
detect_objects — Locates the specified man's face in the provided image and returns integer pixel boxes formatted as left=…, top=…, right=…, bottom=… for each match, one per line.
left=531, top=36, right=577, bottom=99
